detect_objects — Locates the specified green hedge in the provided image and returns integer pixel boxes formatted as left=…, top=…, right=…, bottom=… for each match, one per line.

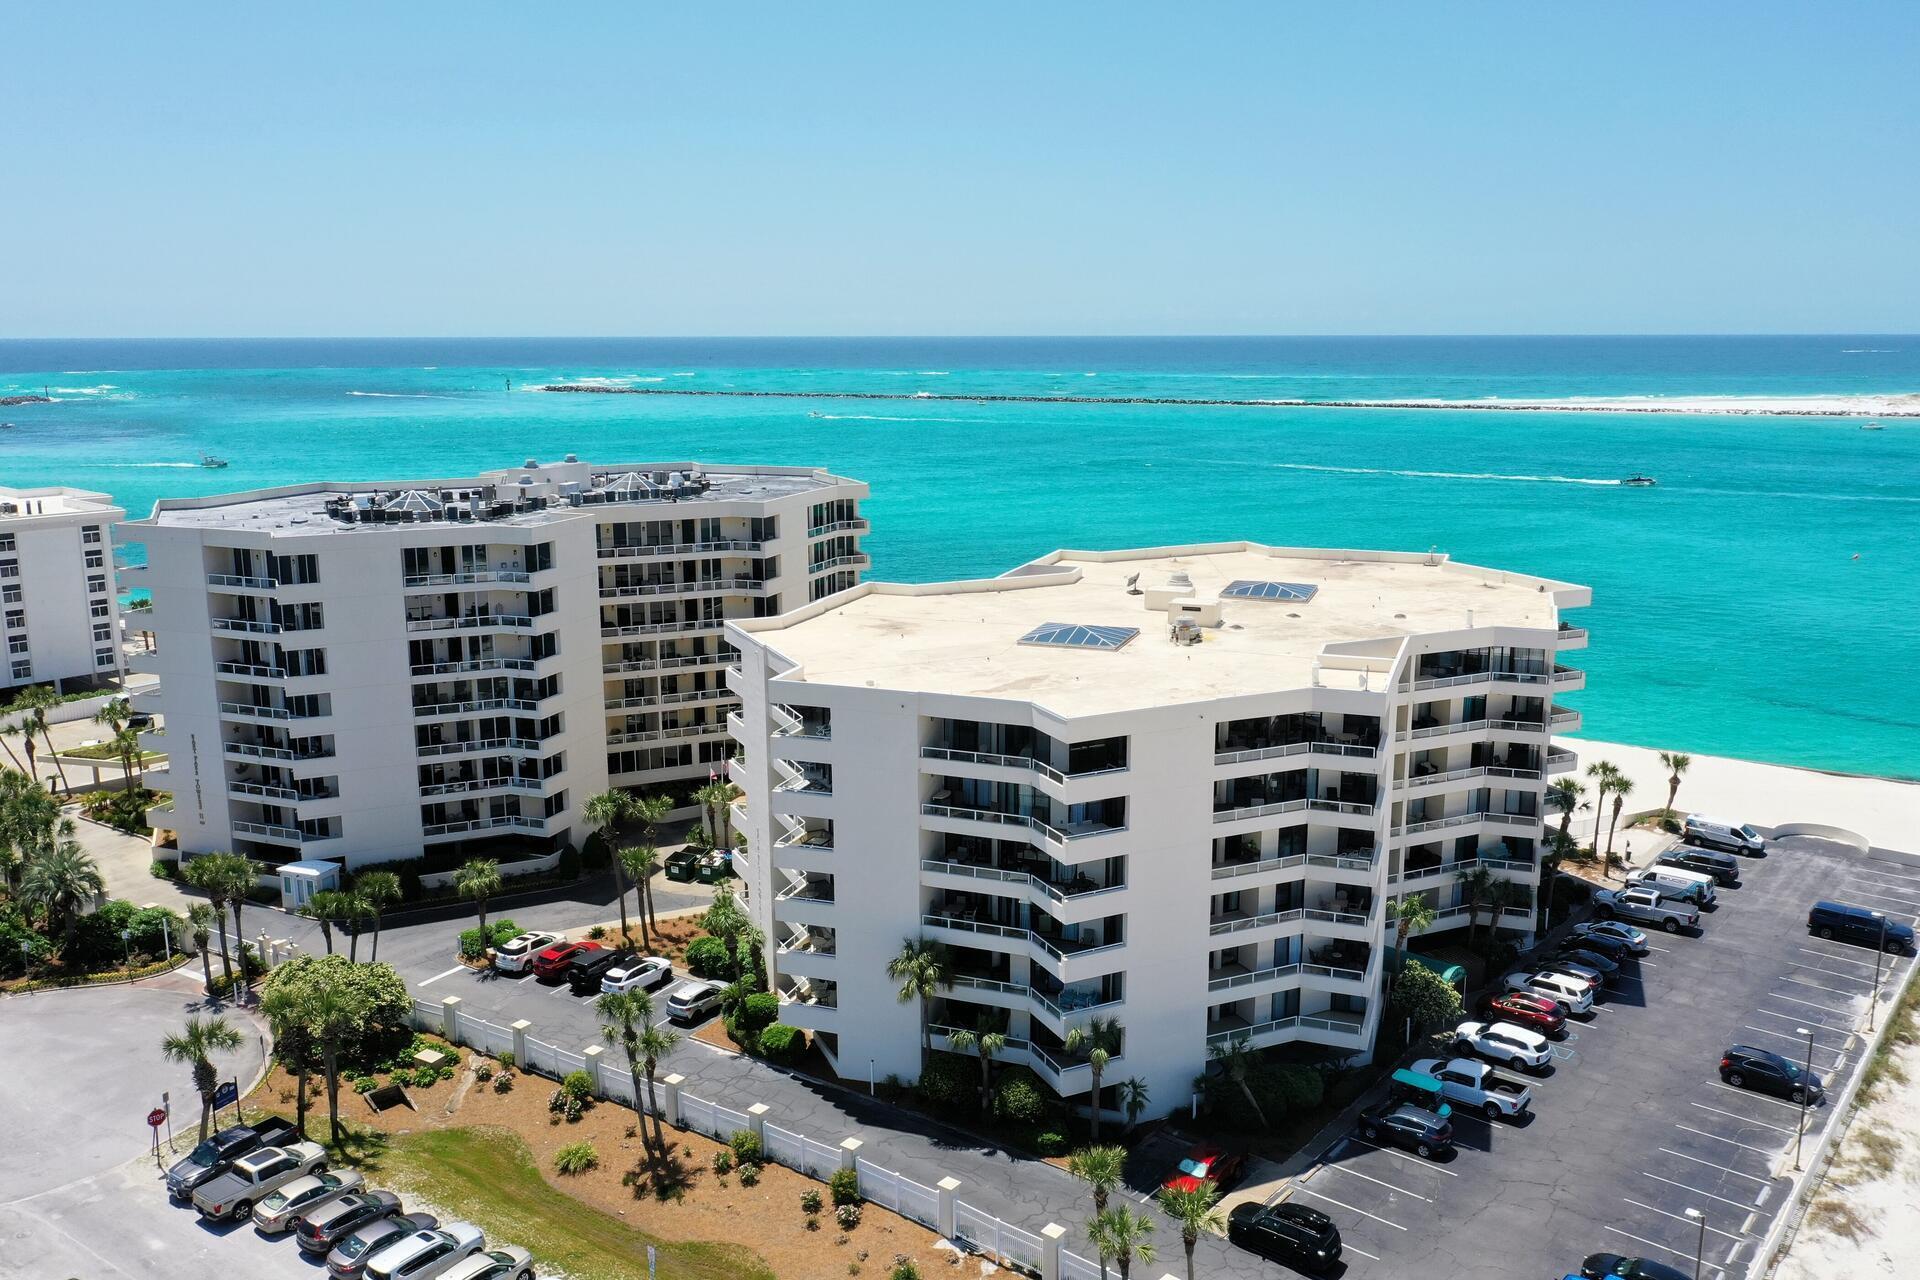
left=685, top=936, right=729, bottom=979
left=756, top=1023, right=801, bottom=1063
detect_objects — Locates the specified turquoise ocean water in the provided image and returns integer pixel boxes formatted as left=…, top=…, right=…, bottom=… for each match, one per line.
left=2, top=337, right=1915, bottom=779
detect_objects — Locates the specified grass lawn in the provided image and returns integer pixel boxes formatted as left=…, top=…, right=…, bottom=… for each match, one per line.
left=336, top=1125, right=773, bottom=1280
left=62, top=742, right=164, bottom=762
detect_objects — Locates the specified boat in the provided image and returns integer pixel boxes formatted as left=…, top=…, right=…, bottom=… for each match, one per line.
left=200, top=453, right=230, bottom=469
left=1621, top=473, right=1657, bottom=487
left=1862, top=422, right=1885, bottom=431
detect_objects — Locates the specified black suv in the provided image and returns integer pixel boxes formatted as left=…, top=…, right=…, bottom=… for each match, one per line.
left=1658, top=847, right=1742, bottom=887
left=1227, top=1202, right=1343, bottom=1272
left=568, top=947, right=631, bottom=993
left=1356, top=1102, right=1454, bottom=1158
left=1720, top=1045, right=1824, bottom=1104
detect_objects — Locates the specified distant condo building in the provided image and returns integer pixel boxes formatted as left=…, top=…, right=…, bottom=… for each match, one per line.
left=0, top=486, right=127, bottom=696
left=121, top=457, right=867, bottom=871
left=725, top=542, right=1588, bottom=1114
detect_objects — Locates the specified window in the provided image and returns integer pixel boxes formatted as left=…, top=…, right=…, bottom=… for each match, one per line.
left=86, top=575, right=107, bottom=594
left=279, top=602, right=324, bottom=632
left=85, top=551, right=105, bottom=569
left=283, top=648, right=327, bottom=677
left=543, top=789, right=568, bottom=818
left=9, top=660, right=28, bottom=680
left=285, top=693, right=328, bottom=718
left=92, top=623, right=111, bottom=642
left=3, top=609, right=21, bottom=629
left=90, top=599, right=109, bottom=618
left=95, top=648, right=115, bottom=667
left=1, top=584, right=17, bottom=604
left=269, top=553, right=320, bottom=585
left=81, top=526, right=102, bottom=544
left=0, top=562, right=18, bottom=579
left=527, top=541, right=554, bottom=573
left=0, top=535, right=13, bottom=552
left=7, top=635, right=26, bottom=655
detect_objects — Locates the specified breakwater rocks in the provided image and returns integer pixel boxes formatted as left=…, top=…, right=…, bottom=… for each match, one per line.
left=536, top=385, right=1918, bottom=418
left=0, top=395, right=52, bottom=407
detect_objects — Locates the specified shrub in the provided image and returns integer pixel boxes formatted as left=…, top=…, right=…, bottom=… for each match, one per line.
left=729, top=1130, right=763, bottom=1166
left=391, top=1067, right=416, bottom=1088
left=993, top=1066, right=1047, bottom=1125
left=740, top=991, right=780, bottom=1031
left=800, top=1188, right=823, bottom=1215
left=260, top=954, right=413, bottom=1070
left=498, top=1051, right=515, bottom=1070
left=474, top=1062, right=494, bottom=1082
left=1032, top=1130, right=1068, bottom=1156
left=493, top=1072, right=514, bottom=1094
left=549, top=1087, right=586, bottom=1122
left=353, top=1076, right=378, bottom=1094
left=737, top=1162, right=761, bottom=1186
left=891, top=1262, right=922, bottom=1280
left=554, top=1141, right=599, bottom=1174
left=587, top=925, right=608, bottom=941
left=561, top=1069, right=595, bottom=1101
left=913, top=1053, right=974, bottom=1112
left=757, top=1023, right=802, bottom=1063
left=685, top=936, right=730, bottom=979
left=556, top=847, right=582, bottom=881
left=836, top=1203, right=863, bottom=1229
left=713, top=1149, right=734, bottom=1175
left=1273, top=1064, right=1325, bottom=1112
left=150, top=860, right=176, bottom=880
left=830, top=1167, right=861, bottom=1207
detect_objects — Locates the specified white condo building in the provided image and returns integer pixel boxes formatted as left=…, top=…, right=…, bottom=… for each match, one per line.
left=726, top=542, right=1589, bottom=1114
left=0, top=486, right=126, bottom=695
left=121, top=458, right=867, bottom=871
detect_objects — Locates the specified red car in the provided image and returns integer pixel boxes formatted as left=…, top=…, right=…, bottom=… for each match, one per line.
left=532, top=940, right=599, bottom=980
left=1163, top=1144, right=1247, bottom=1195
left=1482, top=991, right=1567, bottom=1038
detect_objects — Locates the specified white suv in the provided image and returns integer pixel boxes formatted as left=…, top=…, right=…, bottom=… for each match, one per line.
left=1450, top=1020, right=1552, bottom=1070
left=1504, top=970, right=1594, bottom=1015
left=601, top=955, right=673, bottom=995
left=365, top=1224, right=486, bottom=1280
left=491, top=932, right=561, bottom=974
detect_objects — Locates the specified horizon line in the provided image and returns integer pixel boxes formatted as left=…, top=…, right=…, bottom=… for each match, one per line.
left=4, top=332, right=1918, bottom=343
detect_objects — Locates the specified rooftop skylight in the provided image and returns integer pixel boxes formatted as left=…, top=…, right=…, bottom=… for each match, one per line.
left=1018, top=622, right=1139, bottom=651
left=1221, top=579, right=1319, bottom=602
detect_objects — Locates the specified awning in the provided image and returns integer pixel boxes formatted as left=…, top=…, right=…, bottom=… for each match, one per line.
left=1387, top=948, right=1468, bottom=987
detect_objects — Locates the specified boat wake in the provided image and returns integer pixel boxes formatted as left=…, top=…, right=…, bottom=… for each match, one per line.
left=101, top=462, right=202, bottom=469
left=1267, top=462, right=1625, bottom=486
left=347, top=391, right=462, bottom=400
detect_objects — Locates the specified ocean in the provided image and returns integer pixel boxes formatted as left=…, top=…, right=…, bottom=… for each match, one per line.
left=2, top=336, right=1915, bottom=780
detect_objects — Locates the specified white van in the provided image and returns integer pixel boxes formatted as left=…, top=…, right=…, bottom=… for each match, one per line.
left=1685, top=815, right=1765, bottom=856
left=1629, top=865, right=1717, bottom=908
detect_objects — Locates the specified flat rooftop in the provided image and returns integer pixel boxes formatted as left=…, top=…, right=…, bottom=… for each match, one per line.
left=0, top=486, right=121, bottom=521
left=750, top=543, right=1586, bottom=717
left=132, top=459, right=859, bottom=535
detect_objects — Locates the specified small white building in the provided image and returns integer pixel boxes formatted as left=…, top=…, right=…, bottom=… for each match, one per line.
left=276, top=859, right=343, bottom=910
left=725, top=541, right=1590, bottom=1117
left=0, top=485, right=126, bottom=696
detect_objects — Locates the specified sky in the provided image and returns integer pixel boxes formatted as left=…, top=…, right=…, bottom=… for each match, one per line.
left=4, top=2, right=1917, bottom=337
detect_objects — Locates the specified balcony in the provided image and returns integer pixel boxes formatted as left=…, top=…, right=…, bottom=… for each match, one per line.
left=1206, top=1007, right=1367, bottom=1049
left=806, top=518, right=869, bottom=537
left=923, top=745, right=1065, bottom=786
left=1549, top=706, right=1581, bottom=728
left=600, top=619, right=719, bottom=639
left=776, top=979, right=839, bottom=1030
left=601, top=651, right=728, bottom=675
left=416, top=737, right=542, bottom=759
left=597, top=539, right=763, bottom=559
left=1546, top=749, right=1578, bottom=775
left=772, top=705, right=831, bottom=740
left=1405, top=666, right=1551, bottom=693
left=410, top=656, right=538, bottom=678
left=607, top=723, right=726, bottom=747
left=808, top=554, right=870, bottom=574
left=232, top=820, right=304, bottom=845
left=219, top=701, right=290, bottom=722
left=215, top=660, right=287, bottom=680
left=1393, top=810, right=1538, bottom=838
left=225, top=739, right=336, bottom=763
left=604, top=688, right=729, bottom=711
left=206, top=573, right=276, bottom=591
left=418, top=776, right=544, bottom=798
left=1210, top=852, right=1306, bottom=881
left=229, top=780, right=299, bottom=803
left=406, top=613, right=534, bottom=634
left=1556, top=624, right=1589, bottom=649
left=1551, top=665, right=1585, bottom=687
left=597, top=575, right=769, bottom=601
left=414, top=698, right=537, bottom=718
left=422, top=814, right=549, bottom=839
left=920, top=857, right=1124, bottom=911
left=919, top=912, right=1125, bottom=978
left=401, top=569, right=532, bottom=590
left=1207, top=961, right=1302, bottom=994
left=210, top=617, right=280, bottom=635
left=1207, top=906, right=1305, bottom=938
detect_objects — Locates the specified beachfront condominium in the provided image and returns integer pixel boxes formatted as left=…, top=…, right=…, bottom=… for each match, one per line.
left=726, top=542, right=1589, bottom=1115
left=121, top=457, right=867, bottom=872
left=0, top=486, right=127, bottom=698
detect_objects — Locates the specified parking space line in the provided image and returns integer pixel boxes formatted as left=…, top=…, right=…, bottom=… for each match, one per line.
left=1601, top=1227, right=1727, bottom=1277
left=1624, top=1198, right=1750, bottom=1242
left=1675, top=1123, right=1784, bottom=1156
left=1689, top=1102, right=1799, bottom=1135
left=1343, top=1243, right=1382, bottom=1262
left=1828, top=888, right=1918, bottom=915
left=1318, top=1162, right=1434, bottom=1202
left=1640, top=1170, right=1759, bottom=1212
left=1751, top=1007, right=1848, bottom=1032
left=1643, top=942, right=1674, bottom=953
left=1765, top=991, right=1856, bottom=1015
left=1783, top=974, right=1868, bottom=997
left=1794, top=947, right=1881, bottom=969
left=1843, top=872, right=1920, bottom=894
left=1738, top=1026, right=1847, bottom=1067
left=1858, top=860, right=1920, bottom=883
left=1337, top=1136, right=1460, bottom=1174
left=417, top=964, right=469, bottom=987
left=1657, top=1148, right=1772, bottom=1184
left=1788, top=962, right=1877, bottom=985
left=1708, top=1083, right=1816, bottom=1113
left=1292, top=1184, right=1409, bottom=1230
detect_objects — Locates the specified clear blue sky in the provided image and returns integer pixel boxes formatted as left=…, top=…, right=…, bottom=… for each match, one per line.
left=5, top=2, right=1915, bottom=337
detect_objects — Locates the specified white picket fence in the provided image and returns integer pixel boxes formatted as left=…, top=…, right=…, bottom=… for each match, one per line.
left=763, top=1122, right=840, bottom=1179
left=1061, top=1248, right=1106, bottom=1280
left=855, top=1157, right=942, bottom=1230
left=410, top=997, right=440, bottom=1031
left=460, top=1014, right=516, bottom=1059
left=954, top=1200, right=1046, bottom=1273
left=678, top=1090, right=751, bottom=1142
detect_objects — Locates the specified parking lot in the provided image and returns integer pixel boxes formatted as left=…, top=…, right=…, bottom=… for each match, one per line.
left=1270, top=832, right=1918, bottom=1280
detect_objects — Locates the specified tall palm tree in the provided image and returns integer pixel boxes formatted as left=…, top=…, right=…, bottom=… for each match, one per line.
left=1156, top=1183, right=1225, bottom=1280
left=213, top=854, right=258, bottom=997
left=1539, top=828, right=1578, bottom=931
left=1482, top=877, right=1520, bottom=938
left=13, top=685, right=70, bottom=793
left=160, top=1014, right=244, bottom=1140
left=0, top=716, right=29, bottom=775
left=259, top=984, right=318, bottom=1138
left=701, top=884, right=753, bottom=978
left=1659, top=751, right=1691, bottom=819
left=1064, top=1015, right=1125, bottom=1140
left=597, top=990, right=675, bottom=1162
left=630, top=794, right=674, bottom=935
left=623, top=845, right=662, bottom=946
left=186, top=903, right=217, bottom=993
left=299, top=889, right=355, bottom=955
left=1205, top=1032, right=1270, bottom=1128
left=354, top=870, right=402, bottom=962
left=885, top=936, right=950, bottom=1072
left=1605, top=776, right=1635, bottom=869
left=1067, top=1144, right=1127, bottom=1218
left=20, top=839, right=104, bottom=954
left=181, top=857, right=235, bottom=992
left=1548, top=777, right=1585, bottom=847
left=1383, top=894, right=1438, bottom=994
left=1584, top=761, right=1619, bottom=857
left=453, top=858, right=503, bottom=943
left=1117, top=1077, right=1150, bottom=1132
left=307, top=979, right=366, bottom=1145
left=1454, top=863, right=1497, bottom=951
left=0, top=768, right=60, bottom=890
left=583, top=789, right=635, bottom=943
left=945, top=1015, right=1008, bottom=1111
left=1089, top=1205, right=1156, bottom=1280
left=634, top=1020, right=678, bottom=1155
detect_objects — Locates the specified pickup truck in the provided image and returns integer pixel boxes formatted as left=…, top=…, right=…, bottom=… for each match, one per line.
left=1409, top=1056, right=1534, bottom=1120
left=1591, top=885, right=1700, bottom=933
left=164, top=1117, right=297, bottom=1201
left=192, top=1140, right=328, bottom=1221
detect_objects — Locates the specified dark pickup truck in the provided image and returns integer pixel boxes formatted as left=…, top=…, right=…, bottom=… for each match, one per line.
left=164, top=1117, right=297, bottom=1201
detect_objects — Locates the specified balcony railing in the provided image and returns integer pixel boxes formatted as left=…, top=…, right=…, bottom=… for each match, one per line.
left=1214, top=738, right=1378, bottom=766
left=406, top=614, right=534, bottom=634
left=401, top=570, right=532, bottom=589
left=229, top=781, right=299, bottom=802
left=1546, top=750, right=1578, bottom=774
left=597, top=576, right=768, bottom=600
left=1208, top=962, right=1302, bottom=993
left=1211, top=853, right=1306, bottom=881
left=808, top=554, right=870, bottom=574
left=920, top=858, right=1122, bottom=906
left=206, top=573, right=276, bottom=591
left=1207, top=907, right=1305, bottom=937
left=597, top=539, right=763, bottom=559
left=232, top=820, right=303, bottom=844
left=416, top=737, right=541, bottom=758
left=607, top=724, right=725, bottom=746
left=1556, top=626, right=1588, bottom=644
left=215, top=660, right=287, bottom=679
left=413, top=698, right=536, bottom=718
left=422, top=814, right=548, bottom=838
left=410, top=657, right=537, bottom=677
left=601, top=652, right=726, bottom=674
left=211, top=618, right=280, bottom=635
left=600, top=619, right=719, bottom=639
left=806, top=519, right=869, bottom=537
left=1405, top=668, right=1550, bottom=692
left=922, top=745, right=1065, bottom=786
left=418, top=776, right=543, bottom=797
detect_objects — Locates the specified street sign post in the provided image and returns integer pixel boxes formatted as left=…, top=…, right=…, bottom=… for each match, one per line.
left=148, top=1105, right=167, bottom=1159
left=212, top=1079, right=241, bottom=1124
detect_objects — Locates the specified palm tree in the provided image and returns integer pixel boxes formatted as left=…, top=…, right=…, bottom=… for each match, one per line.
left=945, top=1015, right=1008, bottom=1111
left=885, top=936, right=950, bottom=1072
left=597, top=990, right=673, bottom=1161
left=20, top=839, right=104, bottom=954
left=1585, top=761, right=1618, bottom=858
left=1089, top=1205, right=1156, bottom=1280
left=1605, top=776, right=1635, bottom=869
left=453, top=858, right=502, bottom=943
left=0, top=716, right=28, bottom=775
left=1538, top=828, right=1578, bottom=931
left=619, top=846, right=655, bottom=949
left=1064, top=1016, right=1125, bottom=1141
left=214, top=854, right=258, bottom=997
left=1454, top=863, right=1496, bottom=951
left=1205, top=1032, right=1270, bottom=1128
left=630, top=794, right=674, bottom=935
left=701, top=884, right=753, bottom=978
left=0, top=768, right=60, bottom=890
left=1156, top=1182, right=1225, bottom=1280
left=1548, top=777, right=1585, bottom=847
left=187, top=903, right=217, bottom=993
left=13, top=685, right=70, bottom=793
left=1482, top=877, right=1520, bottom=939
left=182, top=856, right=235, bottom=992
left=1383, top=894, right=1438, bottom=994
left=259, top=984, right=318, bottom=1138
left=635, top=1020, right=678, bottom=1155
left=354, top=871, right=402, bottom=962
left=1659, top=751, right=1691, bottom=819
left=307, top=979, right=366, bottom=1144
left=1067, top=1144, right=1128, bottom=1217
left=184, top=852, right=255, bottom=994
left=299, top=889, right=356, bottom=954
left=1117, top=1077, right=1150, bottom=1132
left=111, top=723, right=145, bottom=794
left=583, top=789, right=636, bottom=943
left=160, top=1014, right=244, bottom=1140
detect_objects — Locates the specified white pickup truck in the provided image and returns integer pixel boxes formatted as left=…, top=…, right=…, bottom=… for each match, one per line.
left=1409, top=1056, right=1534, bottom=1120
left=1591, top=885, right=1700, bottom=933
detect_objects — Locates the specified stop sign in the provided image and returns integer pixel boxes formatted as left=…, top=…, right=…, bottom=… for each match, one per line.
left=147, top=1107, right=168, bottom=1128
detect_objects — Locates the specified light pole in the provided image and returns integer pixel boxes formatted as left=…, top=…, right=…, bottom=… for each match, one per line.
left=1684, top=1207, right=1706, bottom=1280
left=120, top=928, right=133, bottom=972
left=1869, top=911, right=1887, bottom=1031
left=1793, top=1026, right=1814, bottom=1169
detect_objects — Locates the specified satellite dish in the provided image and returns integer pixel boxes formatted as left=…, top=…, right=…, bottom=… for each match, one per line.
left=1125, top=573, right=1142, bottom=595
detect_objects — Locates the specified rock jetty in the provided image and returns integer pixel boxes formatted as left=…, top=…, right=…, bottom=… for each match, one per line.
left=0, top=394, right=52, bottom=407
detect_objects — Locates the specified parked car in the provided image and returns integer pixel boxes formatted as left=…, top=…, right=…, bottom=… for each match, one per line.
left=1809, top=900, right=1916, bottom=954
left=1721, top=1045, right=1825, bottom=1104
left=1658, top=846, right=1743, bottom=887
left=531, top=940, right=599, bottom=981
left=1571, top=920, right=1650, bottom=955
left=252, top=1168, right=365, bottom=1233
left=1544, top=944, right=1620, bottom=979
left=665, top=978, right=723, bottom=1023
left=567, top=947, right=630, bottom=993
left=297, top=1189, right=403, bottom=1255
left=1355, top=1102, right=1454, bottom=1158
left=193, top=1140, right=329, bottom=1221
left=1590, top=885, right=1699, bottom=933
left=664, top=849, right=703, bottom=881
left=1557, top=928, right=1634, bottom=962
left=164, top=1117, right=296, bottom=1201
left=1450, top=1020, right=1553, bottom=1071
left=1227, top=1201, right=1342, bottom=1272
left=1162, top=1143, right=1247, bottom=1194
left=441, top=1246, right=536, bottom=1280
left=1481, top=991, right=1567, bottom=1038
left=1684, top=815, right=1766, bottom=856
left=1408, top=1056, right=1533, bottom=1120
left=1582, top=1252, right=1693, bottom=1280
left=327, top=1212, right=440, bottom=1279
left=1542, top=954, right=1613, bottom=988
left=1504, top=970, right=1593, bottom=1015
left=602, top=954, right=674, bottom=995
left=364, top=1223, right=487, bottom=1280
left=491, top=932, right=562, bottom=974
left=1627, top=866, right=1717, bottom=909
